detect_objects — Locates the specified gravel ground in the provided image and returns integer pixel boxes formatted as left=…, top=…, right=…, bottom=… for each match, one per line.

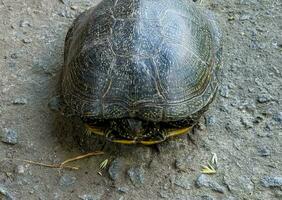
left=0, top=0, right=281, bottom=199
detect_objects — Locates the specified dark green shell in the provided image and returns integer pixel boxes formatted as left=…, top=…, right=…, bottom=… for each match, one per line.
left=62, top=0, right=222, bottom=122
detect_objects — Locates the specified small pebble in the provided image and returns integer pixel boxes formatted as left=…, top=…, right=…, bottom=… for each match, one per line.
left=159, top=190, right=169, bottom=199
left=205, top=115, right=216, bottom=126
left=264, top=123, right=273, bottom=132
left=22, top=38, right=32, bottom=44
left=58, top=10, right=73, bottom=18
left=261, top=176, right=282, bottom=188
left=16, top=165, right=25, bottom=174
left=1, top=128, right=18, bottom=145
left=219, top=103, right=230, bottom=113
left=240, top=117, right=253, bottom=129
left=127, top=166, right=145, bottom=185
left=173, top=174, right=192, bottom=190
left=219, top=85, right=230, bottom=98
left=53, top=193, right=60, bottom=199
left=19, top=20, right=31, bottom=27
left=117, top=187, right=129, bottom=193
left=257, top=146, right=271, bottom=157
left=253, top=116, right=263, bottom=124
left=59, top=0, right=69, bottom=5
left=257, top=95, right=272, bottom=103
left=201, top=195, right=215, bottom=200
left=273, top=112, right=282, bottom=123
left=108, top=158, right=123, bottom=181
left=239, top=14, right=251, bottom=21
left=70, top=5, right=78, bottom=10
left=196, top=174, right=224, bottom=193
left=10, top=53, right=18, bottom=59
left=59, top=174, right=76, bottom=187
left=78, top=194, right=96, bottom=200
left=175, top=159, right=186, bottom=171
left=12, top=97, right=27, bottom=105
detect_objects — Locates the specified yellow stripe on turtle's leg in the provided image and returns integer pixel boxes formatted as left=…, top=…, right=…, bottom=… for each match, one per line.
left=84, top=124, right=105, bottom=136
left=140, top=140, right=164, bottom=145
left=111, top=139, right=137, bottom=145
left=140, top=127, right=193, bottom=145
left=167, top=127, right=193, bottom=138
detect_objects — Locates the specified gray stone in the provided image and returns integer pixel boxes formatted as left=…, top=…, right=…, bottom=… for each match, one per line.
left=223, top=175, right=254, bottom=195
left=219, top=85, right=230, bottom=98
left=264, top=123, right=273, bottom=132
left=58, top=9, right=73, bottom=18
left=108, top=158, right=123, bottom=181
left=237, top=176, right=254, bottom=194
left=175, top=158, right=186, bottom=171
left=196, top=174, right=224, bottom=193
left=257, top=146, right=271, bottom=157
left=16, top=165, right=25, bottom=174
left=12, top=97, right=27, bottom=105
left=59, top=174, right=76, bottom=187
left=201, top=195, right=215, bottom=200
left=257, top=95, right=272, bottom=103
left=78, top=194, right=97, bottom=200
left=219, top=103, right=231, bottom=113
left=239, top=14, right=251, bottom=21
left=223, top=197, right=237, bottom=200
left=0, top=185, right=14, bottom=200
left=117, top=187, right=129, bottom=193
left=59, top=0, right=70, bottom=5
left=1, top=128, right=18, bottom=145
left=253, top=116, right=263, bottom=124
left=159, top=190, right=169, bottom=199
left=127, top=166, right=145, bottom=185
left=22, top=38, right=32, bottom=44
left=273, top=112, right=282, bottom=123
left=53, top=193, right=60, bottom=200
left=10, top=53, right=18, bottom=59
left=19, top=20, right=32, bottom=27
left=205, top=115, right=216, bottom=126
left=173, top=174, right=192, bottom=190
left=261, top=176, right=282, bottom=187
left=240, top=117, right=253, bottom=129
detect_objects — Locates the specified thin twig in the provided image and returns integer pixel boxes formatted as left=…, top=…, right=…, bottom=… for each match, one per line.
left=60, top=151, right=104, bottom=168
left=18, top=159, right=78, bottom=170
left=16, top=151, right=105, bottom=170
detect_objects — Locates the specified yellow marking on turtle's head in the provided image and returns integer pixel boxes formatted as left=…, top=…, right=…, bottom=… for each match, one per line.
left=85, top=124, right=105, bottom=136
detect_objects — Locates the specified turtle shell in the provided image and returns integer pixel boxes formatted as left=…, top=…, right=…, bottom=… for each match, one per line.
left=62, top=0, right=221, bottom=126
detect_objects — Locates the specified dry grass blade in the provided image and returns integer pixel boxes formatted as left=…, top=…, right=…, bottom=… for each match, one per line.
left=201, top=163, right=216, bottom=174
left=59, top=151, right=104, bottom=168
left=17, top=151, right=105, bottom=170
left=19, top=159, right=79, bottom=170
left=99, top=159, right=109, bottom=169
left=211, top=153, right=218, bottom=166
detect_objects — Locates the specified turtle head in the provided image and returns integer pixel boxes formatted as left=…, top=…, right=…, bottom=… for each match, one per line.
left=126, top=118, right=144, bottom=135
left=83, top=117, right=193, bottom=145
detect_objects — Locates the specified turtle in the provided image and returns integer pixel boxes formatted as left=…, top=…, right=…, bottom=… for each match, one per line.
left=61, top=0, right=222, bottom=145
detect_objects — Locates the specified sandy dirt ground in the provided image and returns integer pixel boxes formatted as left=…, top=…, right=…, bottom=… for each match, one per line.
left=0, top=0, right=281, bottom=199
